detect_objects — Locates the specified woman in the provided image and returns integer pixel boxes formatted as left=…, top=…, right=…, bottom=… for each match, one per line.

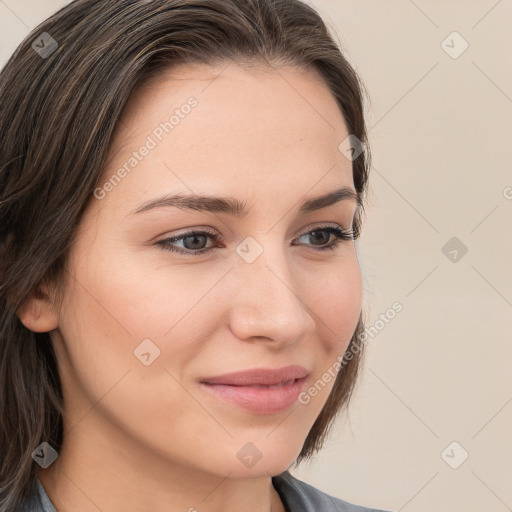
left=0, top=1, right=391, bottom=511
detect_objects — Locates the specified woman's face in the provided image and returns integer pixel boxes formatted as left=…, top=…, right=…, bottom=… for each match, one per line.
left=45, top=61, right=362, bottom=480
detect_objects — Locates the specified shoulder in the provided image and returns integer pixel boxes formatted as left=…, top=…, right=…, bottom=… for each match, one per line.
left=19, top=478, right=57, bottom=512
left=272, top=470, right=393, bottom=512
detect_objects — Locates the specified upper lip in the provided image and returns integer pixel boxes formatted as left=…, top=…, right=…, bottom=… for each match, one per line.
left=200, top=365, right=309, bottom=386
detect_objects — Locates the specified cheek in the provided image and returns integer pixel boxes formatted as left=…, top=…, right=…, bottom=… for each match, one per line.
left=57, top=238, right=221, bottom=391
left=305, top=255, right=362, bottom=354
left=87, top=241, right=222, bottom=339
left=293, top=257, right=362, bottom=420
left=54, top=248, right=210, bottom=451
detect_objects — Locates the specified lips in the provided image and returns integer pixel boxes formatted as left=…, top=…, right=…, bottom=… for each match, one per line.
left=199, top=365, right=309, bottom=387
left=199, top=365, right=309, bottom=414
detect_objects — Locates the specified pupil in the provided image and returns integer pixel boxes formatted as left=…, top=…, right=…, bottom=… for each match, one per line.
left=185, top=234, right=206, bottom=250
left=311, top=230, right=329, bottom=244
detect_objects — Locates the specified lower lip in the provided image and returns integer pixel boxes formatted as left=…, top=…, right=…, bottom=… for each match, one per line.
left=199, top=377, right=307, bottom=415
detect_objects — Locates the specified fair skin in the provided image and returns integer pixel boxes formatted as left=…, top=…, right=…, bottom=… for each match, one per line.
left=18, top=60, right=362, bottom=512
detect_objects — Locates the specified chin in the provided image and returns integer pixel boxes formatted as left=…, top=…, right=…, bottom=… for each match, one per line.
left=222, top=460, right=295, bottom=480
left=208, top=437, right=303, bottom=479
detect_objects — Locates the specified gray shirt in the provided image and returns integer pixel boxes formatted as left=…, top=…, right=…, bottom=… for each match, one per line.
left=21, top=471, right=392, bottom=512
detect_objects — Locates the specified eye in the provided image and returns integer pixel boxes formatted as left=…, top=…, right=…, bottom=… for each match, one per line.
left=156, top=224, right=355, bottom=256
left=293, top=223, right=355, bottom=252
left=156, top=228, right=221, bottom=255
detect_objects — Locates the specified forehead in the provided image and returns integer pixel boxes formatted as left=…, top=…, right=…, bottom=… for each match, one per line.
left=97, top=60, right=354, bottom=215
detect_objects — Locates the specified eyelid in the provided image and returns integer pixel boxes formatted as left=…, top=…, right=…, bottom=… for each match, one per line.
left=156, top=222, right=355, bottom=255
left=160, top=222, right=353, bottom=241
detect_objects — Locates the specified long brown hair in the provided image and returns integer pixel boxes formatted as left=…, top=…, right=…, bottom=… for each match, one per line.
left=0, top=0, right=371, bottom=509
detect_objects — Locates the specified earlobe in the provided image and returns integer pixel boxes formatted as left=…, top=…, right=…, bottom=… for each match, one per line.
left=16, top=280, right=59, bottom=333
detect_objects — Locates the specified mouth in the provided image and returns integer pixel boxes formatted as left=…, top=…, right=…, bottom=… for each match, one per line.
left=199, top=365, right=309, bottom=386
left=199, top=366, right=309, bottom=415
left=244, top=379, right=297, bottom=389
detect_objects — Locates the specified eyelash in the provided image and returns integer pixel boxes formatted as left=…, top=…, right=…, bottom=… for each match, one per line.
left=156, top=223, right=355, bottom=256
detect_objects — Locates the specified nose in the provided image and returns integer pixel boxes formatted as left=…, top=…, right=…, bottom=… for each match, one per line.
left=227, top=243, right=316, bottom=348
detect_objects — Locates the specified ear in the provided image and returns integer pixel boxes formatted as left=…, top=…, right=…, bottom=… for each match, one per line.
left=16, top=279, right=59, bottom=333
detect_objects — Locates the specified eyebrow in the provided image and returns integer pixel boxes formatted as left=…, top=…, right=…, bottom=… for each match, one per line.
left=130, top=186, right=360, bottom=217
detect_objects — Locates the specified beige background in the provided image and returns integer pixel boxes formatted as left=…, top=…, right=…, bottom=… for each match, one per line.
left=1, top=1, right=511, bottom=511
